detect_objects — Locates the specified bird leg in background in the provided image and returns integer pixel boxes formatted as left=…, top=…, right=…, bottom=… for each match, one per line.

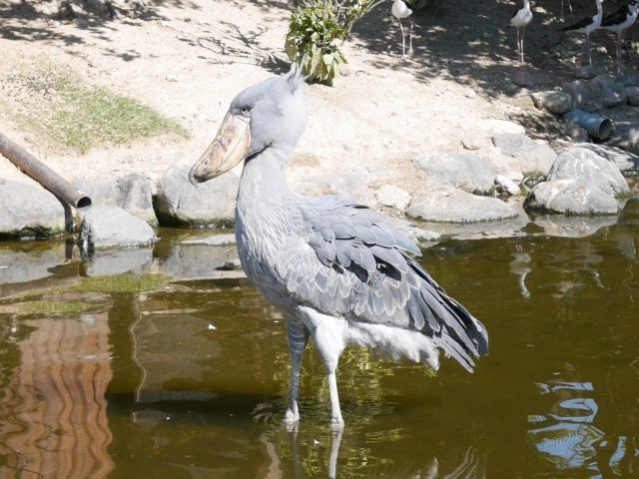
left=398, top=19, right=407, bottom=57
left=284, top=320, right=309, bottom=427
left=520, top=26, right=526, bottom=64
left=587, top=33, right=592, bottom=66
left=408, top=17, right=414, bottom=56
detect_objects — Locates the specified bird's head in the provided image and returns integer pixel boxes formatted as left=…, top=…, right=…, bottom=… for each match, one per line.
left=189, top=67, right=308, bottom=184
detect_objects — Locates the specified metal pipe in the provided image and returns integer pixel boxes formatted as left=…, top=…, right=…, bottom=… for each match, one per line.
left=565, top=109, right=613, bottom=142
left=0, top=132, right=91, bottom=209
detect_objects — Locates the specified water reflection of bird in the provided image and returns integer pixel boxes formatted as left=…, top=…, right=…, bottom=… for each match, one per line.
left=190, top=68, right=489, bottom=429
left=511, top=0, right=533, bottom=64
left=561, top=0, right=604, bottom=66
left=392, top=0, right=414, bottom=58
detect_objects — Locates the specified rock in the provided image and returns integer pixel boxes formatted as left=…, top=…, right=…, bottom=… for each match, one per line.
left=565, top=120, right=589, bottom=143
left=406, top=187, right=518, bottom=223
left=531, top=91, right=573, bottom=114
left=295, top=174, right=377, bottom=208
left=625, top=86, right=639, bottom=106
left=83, top=248, right=153, bottom=276
left=375, top=184, right=411, bottom=211
left=155, top=166, right=239, bottom=227
left=574, top=144, right=639, bottom=176
left=478, top=119, right=525, bottom=136
left=495, top=175, right=521, bottom=196
left=80, top=206, right=158, bottom=250
left=412, top=152, right=495, bottom=194
left=549, top=147, right=630, bottom=197
left=593, top=75, right=627, bottom=108
left=0, top=242, right=66, bottom=285
left=81, top=174, right=157, bottom=225
left=492, top=134, right=557, bottom=175
left=524, top=179, right=620, bottom=215
left=0, top=181, right=66, bottom=239
left=533, top=214, right=618, bottom=238
left=159, top=240, right=238, bottom=280
left=563, top=79, right=600, bottom=112
left=609, top=121, right=639, bottom=155
left=461, top=134, right=483, bottom=151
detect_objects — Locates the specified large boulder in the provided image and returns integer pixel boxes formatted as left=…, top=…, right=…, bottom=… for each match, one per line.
left=573, top=144, right=639, bottom=176
left=80, top=174, right=157, bottom=225
left=548, top=147, right=629, bottom=197
left=524, top=179, right=620, bottom=215
left=80, top=206, right=157, bottom=250
left=412, top=152, right=495, bottom=194
left=492, top=134, right=557, bottom=175
left=375, top=184, right=412, bottom=211
left=406, top=187, right=518, bottom=223
left=0, top=180, right=66, bottom=239
left=294, top=173, right=377, bottom=207
left=155, top=166, right=239, bottom=227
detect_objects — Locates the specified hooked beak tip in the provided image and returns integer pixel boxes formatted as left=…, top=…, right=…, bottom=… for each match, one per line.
left=188, top=167, right=201, bottom=188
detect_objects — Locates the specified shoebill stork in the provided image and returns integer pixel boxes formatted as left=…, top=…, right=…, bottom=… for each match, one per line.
left=189, top=69, right=489, bottom=429
left=511, top=0, right=533, bottom=64
left=601, top=0, right=639, bottom=73
left=392, top=0, right=414, bottom=57
left=561, top=0, right=604, bottom=66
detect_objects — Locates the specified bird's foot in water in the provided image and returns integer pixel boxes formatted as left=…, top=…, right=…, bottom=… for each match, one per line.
left=284, top=408, right=300, bottom=431
left=330, top=415, right=344, bottom=433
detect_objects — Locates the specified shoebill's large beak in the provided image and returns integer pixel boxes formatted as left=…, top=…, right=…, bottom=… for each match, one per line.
left=189, top=112, right=251, bottom=184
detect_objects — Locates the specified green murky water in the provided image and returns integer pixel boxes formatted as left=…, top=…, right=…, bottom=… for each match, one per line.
left=0, top=201, right=638, bottom=478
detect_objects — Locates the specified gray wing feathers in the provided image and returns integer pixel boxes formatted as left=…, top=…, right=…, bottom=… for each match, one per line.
left=277, top=196, right=488, bottom=371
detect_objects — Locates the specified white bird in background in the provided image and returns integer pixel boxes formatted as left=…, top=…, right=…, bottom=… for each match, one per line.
left=511, top=0, right=533, bottom=64
left=601, top=0, right=639, bottom=73
left=561, top=0, right=605, bottom=67
left=392, top=0, right=414, bottom=58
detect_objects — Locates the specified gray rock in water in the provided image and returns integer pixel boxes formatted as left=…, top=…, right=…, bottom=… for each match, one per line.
left=80, top=206, right=157, bottom=250
left=531, top=91, right=573, bottom=114
left=413, top=152, right=495, bottom=194
left=0, top=181, right=66, bottom=239
left=533, top=214, right=618, bottom=238
left=548, top=147, right=630, bottom=197
left=525, top=179, right=619, bottom=215
left=492, top=134, right=557, bottom=175
left=160, top=241, right=238, bottom=280
left=375, top=184, right=411, bottom=211
left=0, top=242, right=66, bottom=285
left=81, top=174, right=157, bottom=225
left=83, top=248, right=154, bottom=276
left=155, top=166, right=239, bottom=227
left=406, top=187, right=518, bottom=223
left=573, top=144, right=639, bottom=176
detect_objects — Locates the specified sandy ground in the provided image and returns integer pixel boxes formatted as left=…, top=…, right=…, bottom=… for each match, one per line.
left=0, top=0, right=635, bottom=195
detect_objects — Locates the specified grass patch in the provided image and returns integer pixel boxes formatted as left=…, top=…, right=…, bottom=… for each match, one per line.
left=0, top=300, right=95, bottom=316
left=71, top=274, right=171, bottom=294
left=2, top=66, right=188, bottom=153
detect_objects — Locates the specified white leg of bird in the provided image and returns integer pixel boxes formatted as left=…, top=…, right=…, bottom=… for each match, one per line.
left=587, top=33, right=592, bottom=66
left=284, top=319, right=309, bottom=427
left=515, top=27, right=521, bottom=63
left=408, top=17, right=414, bottom=56
left=521, top=26, right=526, bottom=64
left=300, top=307, right=347, bottom=429
left=398, top=19, right=406, bottom=58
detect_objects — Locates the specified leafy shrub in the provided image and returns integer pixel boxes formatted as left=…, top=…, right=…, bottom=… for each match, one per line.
left=285, top=0, right=382, bottom=85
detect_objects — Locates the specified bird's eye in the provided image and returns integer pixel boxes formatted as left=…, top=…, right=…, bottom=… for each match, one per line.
left=239, top=106, right=250, bottom=114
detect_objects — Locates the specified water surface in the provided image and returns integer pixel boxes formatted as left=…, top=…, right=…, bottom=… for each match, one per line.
left=0, top=202, right=638, bottom=478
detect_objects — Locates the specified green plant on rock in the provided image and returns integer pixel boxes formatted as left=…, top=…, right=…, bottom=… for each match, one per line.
left=285, top=0, right=382, bottom=85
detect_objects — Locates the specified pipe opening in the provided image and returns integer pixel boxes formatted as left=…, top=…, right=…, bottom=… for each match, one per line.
left=597, top=119, right=613, bottom=141
left=76, top=196, right=92, bottom=209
